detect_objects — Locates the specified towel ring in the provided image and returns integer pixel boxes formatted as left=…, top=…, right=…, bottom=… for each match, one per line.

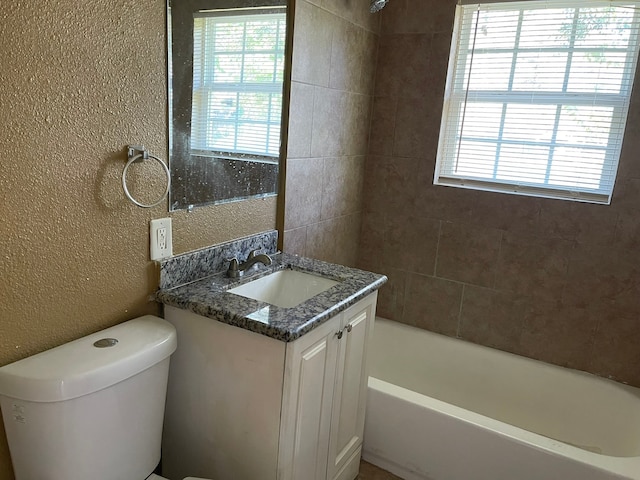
left=122, top=146, right=171, bottom=208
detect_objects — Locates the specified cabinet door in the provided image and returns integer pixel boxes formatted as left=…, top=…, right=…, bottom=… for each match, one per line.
left=327, top=293, right=377, bottom=480
left=278, top=317, right=340, bottom=480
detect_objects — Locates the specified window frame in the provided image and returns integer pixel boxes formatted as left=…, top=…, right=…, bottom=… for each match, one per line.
left=434, top=0, right=640, bottom=204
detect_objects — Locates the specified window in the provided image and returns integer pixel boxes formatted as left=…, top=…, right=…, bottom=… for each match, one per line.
left=191, top=10, right=286, bottom=160
left=435, top=0, right=640, bottom=203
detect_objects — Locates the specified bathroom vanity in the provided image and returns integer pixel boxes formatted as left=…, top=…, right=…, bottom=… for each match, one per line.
left=156, top=244, right=386, bottom=480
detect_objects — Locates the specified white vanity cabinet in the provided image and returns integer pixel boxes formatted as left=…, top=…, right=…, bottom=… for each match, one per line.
left=328, top=298, right=373, bottom=480
left=162, top=292, right=377, bottom=480
left=279, top=292, right=376, bottom=480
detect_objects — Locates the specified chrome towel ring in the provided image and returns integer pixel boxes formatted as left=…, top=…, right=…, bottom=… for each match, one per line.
left=122, top=145, right=171, bottom=208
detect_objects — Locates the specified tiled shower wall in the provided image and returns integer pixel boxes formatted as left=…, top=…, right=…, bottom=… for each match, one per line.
left=282, top=0, right=379, bottom=267
left=358, top=0, right=640, bottom=386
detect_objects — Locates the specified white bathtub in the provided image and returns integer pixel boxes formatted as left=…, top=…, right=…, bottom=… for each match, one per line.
left=363, top=318, right=640, bottom=480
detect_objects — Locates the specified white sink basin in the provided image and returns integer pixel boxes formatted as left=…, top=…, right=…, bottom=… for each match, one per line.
left=229, top=270, right=339, bottom=308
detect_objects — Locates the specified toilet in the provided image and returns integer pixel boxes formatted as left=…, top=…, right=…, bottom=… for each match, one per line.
left=0, top=315, right=211, bottom=480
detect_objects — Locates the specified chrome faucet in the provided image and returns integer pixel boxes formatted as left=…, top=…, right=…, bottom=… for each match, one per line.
left=227, top=249, right=272, bottom=278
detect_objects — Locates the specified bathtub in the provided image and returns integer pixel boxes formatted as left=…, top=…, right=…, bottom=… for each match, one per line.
left=363, top=318, right=640, bottom=480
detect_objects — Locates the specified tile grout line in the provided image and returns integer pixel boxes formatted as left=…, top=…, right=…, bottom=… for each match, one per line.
left=433, top=220, right=443, bottom=277
left=456, top=283, right=466, bottom=338
left=492, top=230, right=505, bottom=290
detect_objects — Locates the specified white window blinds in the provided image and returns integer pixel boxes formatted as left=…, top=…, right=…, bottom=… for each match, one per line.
left=191, top=11, right=286, bottom=159
left=435, top=0, right=640, bottom=203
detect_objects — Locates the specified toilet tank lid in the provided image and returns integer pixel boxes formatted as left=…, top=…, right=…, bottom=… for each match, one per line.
left=0, top=315, right=177, bottom=403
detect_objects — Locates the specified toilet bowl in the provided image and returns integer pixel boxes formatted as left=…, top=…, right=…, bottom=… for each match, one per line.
left=0, top=316, right=213, bottom=480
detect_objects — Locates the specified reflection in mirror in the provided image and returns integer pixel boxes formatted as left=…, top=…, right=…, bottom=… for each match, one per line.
left=167, top=0, right=288, bottom=211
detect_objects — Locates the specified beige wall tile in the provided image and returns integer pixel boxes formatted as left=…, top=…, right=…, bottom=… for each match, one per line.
left=321, top=156, right=366, bottom=220
left=310, top=89, right=373, bottom=157
left=305, top=220, right=334, bottom=263
left=284, top=158, right=324, bottom=230
left=417, top=184, right=479, bottom=222
left=362, top=155, right=429, bottom=216
left=329, top=16, right=362, bottom=92
left=427, top=32, right=454, bottom=94
left=537, top=200, right=619, bottom=245
left=292, top=0, right=334, bottom=86
left=368, top=96, right=398, bottom=156
left=381, top=0, right=456, bottom=35
left=338, top=212, right=364, bottom=266
left=403, top=274, right=463, bottom=336
left=519, top=300, right=598, bottom=371
left=614, top=211, right=640, bottom=249
left=330, top=18, right=379, bottom=94
left=589, top=311, right=640, bottom=386
left=360, top=28, right=380, bottom=94
left=459, top=286, right=526, bottom=353
left=287, top=81, right=315, bottom=158
left=495, top=233, right=572, bottom=301
left=283, top=226, right=308, bottom=257
left=436, top=222, right=503, bottom=287
left=306, top=213, right=362, bottom=266
left=419, top=187, right=543, bottom=235
left=616, top=90, right=640, bottom=178
left=358, top=211, right=386, bottom=262
left=563, top=242, right=640, bottom=314
left=377, top=267, right=408, bottom=322
left=358, top=258, right=407, bottom=322
left=611, top=178, right=640, bottom=211
left=345, top=93, right=375, bottom=156
left=393, top=96, right=441, bottom=158
left=310, top=87, right=348, bottom=156
left=466, top=194, right=541, bottom=234
left=375, top=33, right=432, bottom=99
left=383, top=214, right=440, bottom=275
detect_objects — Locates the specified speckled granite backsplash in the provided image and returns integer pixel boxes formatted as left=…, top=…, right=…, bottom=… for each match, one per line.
left=159, top=230, right=278, bottom=289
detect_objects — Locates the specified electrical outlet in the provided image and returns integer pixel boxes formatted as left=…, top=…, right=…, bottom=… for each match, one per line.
left=150, top=218, right=173, bottom=261
left=157, top=227, right=167, bottom=250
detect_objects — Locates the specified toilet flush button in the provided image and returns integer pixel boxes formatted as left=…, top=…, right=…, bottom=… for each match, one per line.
left=93, top=338, right=119, bottom=348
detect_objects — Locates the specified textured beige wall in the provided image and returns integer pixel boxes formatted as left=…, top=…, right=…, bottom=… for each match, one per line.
left=282, top=0, right=379, bottom=267
left=0, top=1, right=275, bottom=478
left=359, top=0, right=640, bottom=387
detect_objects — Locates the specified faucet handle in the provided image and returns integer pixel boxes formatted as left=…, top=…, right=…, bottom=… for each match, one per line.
left=226, top=257, right=240, bottom=278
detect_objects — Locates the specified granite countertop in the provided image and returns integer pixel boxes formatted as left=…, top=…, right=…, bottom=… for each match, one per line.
left=156, top=253, right=387, bottom=342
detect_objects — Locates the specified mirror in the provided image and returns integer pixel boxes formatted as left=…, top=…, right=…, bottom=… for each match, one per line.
left=167, top=0, right=289, bottom=211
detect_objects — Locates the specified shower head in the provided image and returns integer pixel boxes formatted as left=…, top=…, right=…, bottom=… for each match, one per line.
left=370, top=0, right=388, bottom=13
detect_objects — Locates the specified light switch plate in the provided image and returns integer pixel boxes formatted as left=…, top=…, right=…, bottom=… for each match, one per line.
left=150, top=218, right=173, bottom=261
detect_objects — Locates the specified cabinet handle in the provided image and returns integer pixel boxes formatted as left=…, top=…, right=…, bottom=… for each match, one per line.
left=335, top=324, right=352, bottom=340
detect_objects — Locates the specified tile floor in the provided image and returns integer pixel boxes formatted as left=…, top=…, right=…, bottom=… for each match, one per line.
left=357, top=460, right=403, bottom=479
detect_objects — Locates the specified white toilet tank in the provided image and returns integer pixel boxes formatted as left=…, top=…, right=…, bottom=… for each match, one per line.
left=0, top=315, right=177, bottom=480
